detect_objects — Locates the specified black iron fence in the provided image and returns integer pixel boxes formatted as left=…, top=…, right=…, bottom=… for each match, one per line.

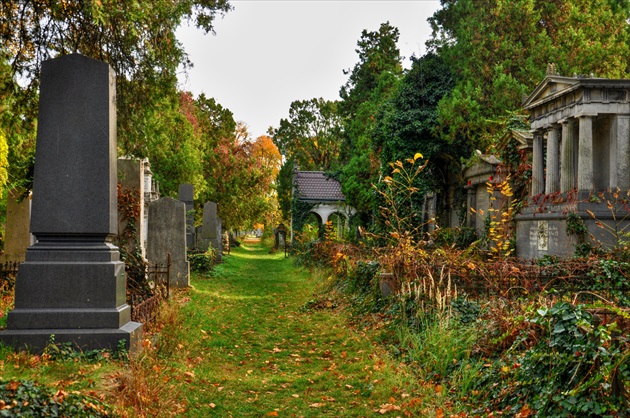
left=128, top=256, right=170, bottom=324
left=450, top=266, right=630, bottom=305
left=0, top=261, right=19, bottom=294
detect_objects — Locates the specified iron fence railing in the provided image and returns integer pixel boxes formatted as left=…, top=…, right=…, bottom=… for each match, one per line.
left=129, top=255, right=170, bottom=324
left=0, top=261, right=19, bottom=294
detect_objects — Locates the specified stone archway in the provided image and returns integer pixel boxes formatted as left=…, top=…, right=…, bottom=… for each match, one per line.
left=309, top=205, right=352, bottom=239
left=292, top=170, right=356, bottom=242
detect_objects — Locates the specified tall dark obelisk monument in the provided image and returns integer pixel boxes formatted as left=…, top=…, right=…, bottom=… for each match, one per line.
left=0, top=54, right=142, bottom=352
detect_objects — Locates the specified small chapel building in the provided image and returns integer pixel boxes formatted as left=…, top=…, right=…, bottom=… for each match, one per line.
left=291, top=169, right=355, bottom=242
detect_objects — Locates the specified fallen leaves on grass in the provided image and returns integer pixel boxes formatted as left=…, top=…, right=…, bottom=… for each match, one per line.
left=377, top=403, right=401, bottom=414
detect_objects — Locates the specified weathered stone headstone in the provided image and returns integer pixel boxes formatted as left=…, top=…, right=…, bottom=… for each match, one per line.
left=275, top=223, right=287, bottom=250
left=0, top=54, right=142, bottom=352
left=216, top=217, right=223, bottom=256
left=1, top=188, right=34, bottom=263
left=116, top=158, right=145, bottom=258
left=195, top=225, right=204, bottom=250
left=178, top=184, right=195, bottom=249
left=200, top=202, right=222, bottom=262
left=147, top=197, right=190, bottom=287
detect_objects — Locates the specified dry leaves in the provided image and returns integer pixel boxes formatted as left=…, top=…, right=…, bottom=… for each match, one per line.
left=377, top=403, right=401, bottom=414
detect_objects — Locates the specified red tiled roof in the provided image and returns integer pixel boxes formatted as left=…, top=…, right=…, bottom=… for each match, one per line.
left=295, top=171, right=345, bottom=202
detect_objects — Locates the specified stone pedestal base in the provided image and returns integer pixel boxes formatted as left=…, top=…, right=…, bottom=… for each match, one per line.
left=0, top=322, right=142, bottom=353
left=0, top=240, right=143, bottom=353
left=515, top=192, right=630, bottom=259
left=170, top=260, right=190, bottom=288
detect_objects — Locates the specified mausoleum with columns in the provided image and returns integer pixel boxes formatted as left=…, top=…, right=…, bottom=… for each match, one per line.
left=515, top=72, right=630, bottom=258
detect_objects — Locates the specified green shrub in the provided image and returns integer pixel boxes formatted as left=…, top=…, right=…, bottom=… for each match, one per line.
left=588, top=259, right=630, bottom=307
left=432, top=227, right=477, bottom=250
left=347, top=261, right=379, bottom=294
left=188, top=249, right=216, bottom=273
left=0, top=379, right=111, bottom=417
left=474, top=302, right=630, bottom=416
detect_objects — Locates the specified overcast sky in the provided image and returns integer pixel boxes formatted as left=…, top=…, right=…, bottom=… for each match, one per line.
left=176, top=0, right=442, bottom=139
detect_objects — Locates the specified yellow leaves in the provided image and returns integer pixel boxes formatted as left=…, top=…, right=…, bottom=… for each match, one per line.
left=516, top=404, right=532, bottom=418
left=414, top=152, right=423, bottom=161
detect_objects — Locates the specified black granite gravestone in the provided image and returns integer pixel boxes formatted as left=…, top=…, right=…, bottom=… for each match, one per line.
left=0, top=54, right=142, bottom=353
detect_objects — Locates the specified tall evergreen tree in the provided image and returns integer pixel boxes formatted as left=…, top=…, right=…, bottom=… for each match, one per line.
left=429, top=0, right=630, bottom=151
left=338, top=22, right=403, bottom=223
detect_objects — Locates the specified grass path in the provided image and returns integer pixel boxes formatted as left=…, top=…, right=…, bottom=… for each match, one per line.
left=177, top=241, right=435, bottom=417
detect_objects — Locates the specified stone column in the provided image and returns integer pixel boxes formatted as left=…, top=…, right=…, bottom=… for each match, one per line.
left=545, top=125, right=560, bottom=194
left=532, top=131, right=545, bottom=196
left=613, top=115, right=630, bottom=190
left=578, top=115, right=594, bottom=192
left=466, top=187, right=476, bottom=228
left=560, top=119, right=575, bottom=192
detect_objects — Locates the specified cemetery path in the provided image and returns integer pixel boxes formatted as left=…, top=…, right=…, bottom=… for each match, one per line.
left=175, top=241, right=434, bottom=417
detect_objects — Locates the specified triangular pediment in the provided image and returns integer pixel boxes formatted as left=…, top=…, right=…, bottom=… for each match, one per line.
left=523, top=75, right=580, bottom=110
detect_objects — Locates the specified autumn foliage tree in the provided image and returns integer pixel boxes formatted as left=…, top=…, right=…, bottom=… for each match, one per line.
left=0, top=0, right=231, bottom=190
left=203, top=126, right=281, bottom=230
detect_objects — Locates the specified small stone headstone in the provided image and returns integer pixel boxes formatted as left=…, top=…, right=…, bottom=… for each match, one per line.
left=1, top=188, right=33, bottom=263
left=116, top=158, right=145, bottom=257
left=178, top=184, right=195, bottom=249
left=147, top=197, right=190, bottom=287
left=201, top=201, right=222, bottom=262
left=275, top=223, right=287, bottom=250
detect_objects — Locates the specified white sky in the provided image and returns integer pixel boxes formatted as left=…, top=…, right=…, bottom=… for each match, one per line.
left=176, top=0, right=442, bottom=139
